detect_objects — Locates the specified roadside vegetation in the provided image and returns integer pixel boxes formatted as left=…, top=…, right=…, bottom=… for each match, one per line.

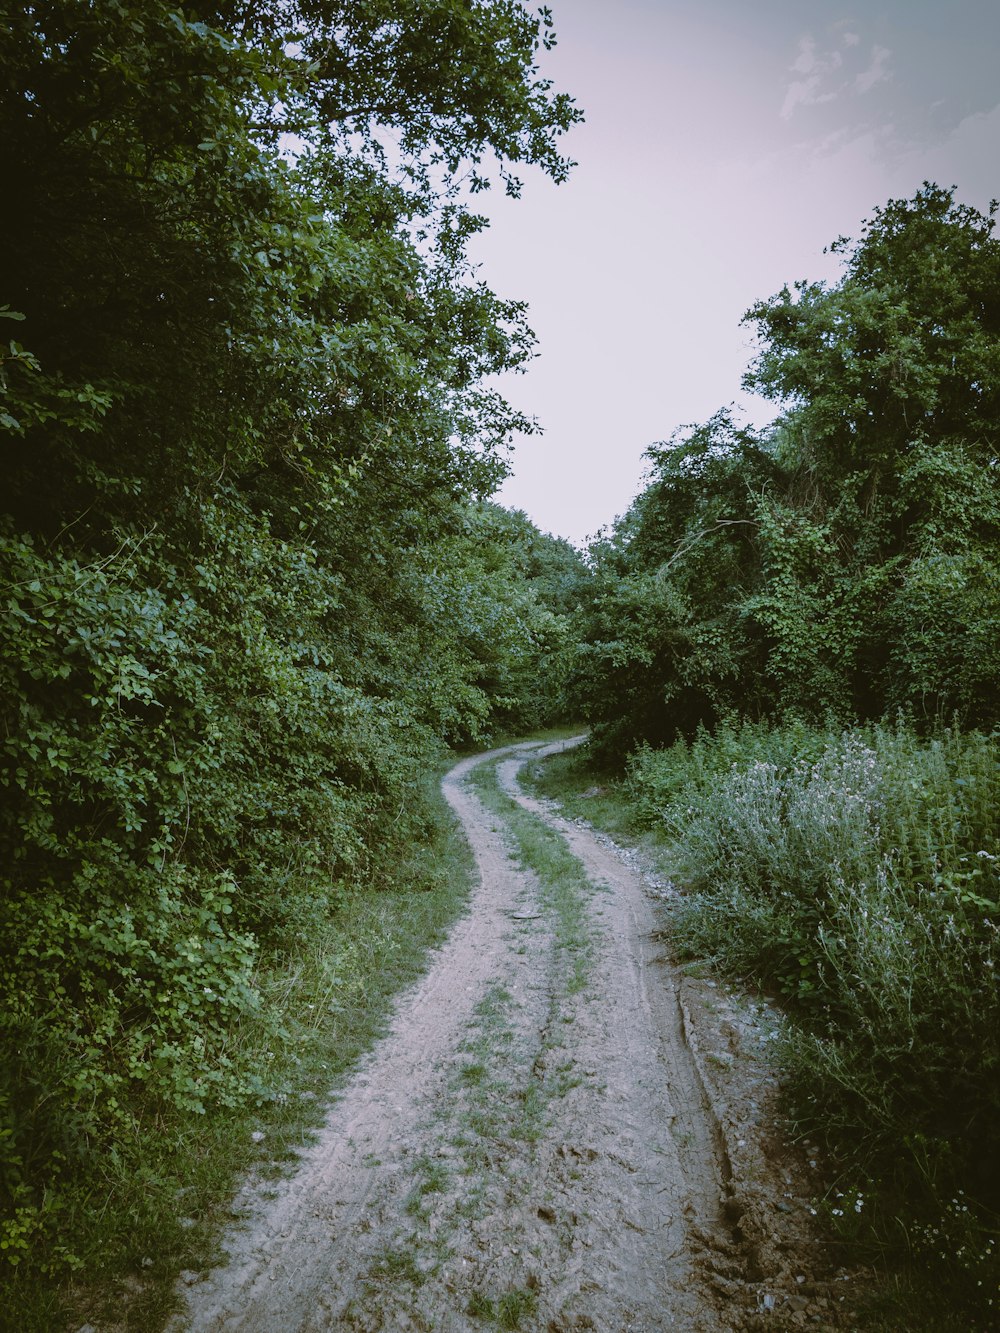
left=554, top=185, right=1000, bottom=1325
left=12, top=764, right=480, bottom=1332
left=0, top=2, right=585, bottom=1325
left=5, top=1, right=999, bottom=1327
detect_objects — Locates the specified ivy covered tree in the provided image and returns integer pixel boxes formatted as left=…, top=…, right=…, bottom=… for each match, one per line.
left=0, top=0, right=581, bottom=1266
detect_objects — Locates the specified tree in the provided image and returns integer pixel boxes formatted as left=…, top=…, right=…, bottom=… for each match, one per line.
left=0, top=0, right=581, bottom=1267
left=572, top=186, right=1000, bottom=759
left=571, top=412, right=777, bottom=762
left=744, top=184, right=1000, bottom=722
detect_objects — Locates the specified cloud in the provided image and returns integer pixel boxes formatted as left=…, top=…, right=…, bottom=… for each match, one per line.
left=790, top=34, right=844, bottom=77
left=780, top=79, right=836, bottom=118
left=855, top=45, right=892, bottom=95
left=790, top=35, right=818, bottom=75
left=781, top=34, right=895, bottom=121
left=781, top=36, right=843, bottom=118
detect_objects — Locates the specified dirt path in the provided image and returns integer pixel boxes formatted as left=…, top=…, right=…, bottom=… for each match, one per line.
left=171, top=739, right=851, bottom=1332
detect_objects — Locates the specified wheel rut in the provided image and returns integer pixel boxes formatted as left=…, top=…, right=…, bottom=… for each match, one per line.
left=171, top=738, right=834, bottom=1333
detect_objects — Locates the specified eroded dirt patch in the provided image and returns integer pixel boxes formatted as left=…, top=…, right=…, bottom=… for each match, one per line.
left=171, top=739, right=862, bottom=1332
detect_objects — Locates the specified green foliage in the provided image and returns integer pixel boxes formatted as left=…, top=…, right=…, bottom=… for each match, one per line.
left=467, top=1285, right=539, bottom=1327
left=0, top=0, right=582, bottom=1294
left=555, top=186, right=1000, bottom=1319
left=569, top=410, right=785, bottom=763
left=571, top=186, right=1000, bottom=756
left=452, top=506, right=588, bottom=734
left=3, top=762, right=475, bottom=1328
left=625, top=721, right=1000, bottom=1320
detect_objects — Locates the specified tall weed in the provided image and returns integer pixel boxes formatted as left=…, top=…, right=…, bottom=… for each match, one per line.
left=628, top=720, right=1000, bottom=1316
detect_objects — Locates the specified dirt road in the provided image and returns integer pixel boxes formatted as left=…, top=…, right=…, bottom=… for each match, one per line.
left=172, top=739, right=849, bottom=1332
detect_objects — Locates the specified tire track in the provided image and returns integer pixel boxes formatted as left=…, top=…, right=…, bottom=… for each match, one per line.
left=172, top=739, right=736, bottom=1332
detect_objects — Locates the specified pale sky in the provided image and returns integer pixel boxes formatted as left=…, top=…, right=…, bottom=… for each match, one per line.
left=467, top=0, right=1000, bottom=547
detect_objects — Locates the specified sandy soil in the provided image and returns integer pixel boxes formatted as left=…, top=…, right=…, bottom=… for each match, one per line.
left=170, top=739, right=860, bottom=1332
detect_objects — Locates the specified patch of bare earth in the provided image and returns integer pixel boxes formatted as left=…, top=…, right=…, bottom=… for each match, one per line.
left=171, top=740, right=864, bottom=1332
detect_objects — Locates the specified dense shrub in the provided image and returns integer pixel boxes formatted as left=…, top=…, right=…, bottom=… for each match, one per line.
left=571, top=188, right=1000, bottom=758
left=0, top=0, right=583, bottom=1280
left=627, top=721, right=1000, bottom=1313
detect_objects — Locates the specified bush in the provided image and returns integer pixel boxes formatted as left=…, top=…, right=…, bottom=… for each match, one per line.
left=628, top=721, right=1000, bottom=1315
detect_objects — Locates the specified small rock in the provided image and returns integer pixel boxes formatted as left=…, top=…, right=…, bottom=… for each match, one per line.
left=251, top=1131, right=266, bottom=1143
left=787, top=1295, right=809, bottom=1313
left=179, top=1269, right=200, bottom=1286
left=178, top=1216, right=196, bottom=1230
left=141, top=1257, right=154, bottom=1269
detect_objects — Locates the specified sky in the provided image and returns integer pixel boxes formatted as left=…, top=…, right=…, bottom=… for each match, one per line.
left=466, top=0, right=1000, bottom=547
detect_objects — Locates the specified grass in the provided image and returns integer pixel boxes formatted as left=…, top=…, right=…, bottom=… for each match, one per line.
left=467, top=1285, right=539, bottom=1327
left=426, top=750, right=599, bottom=1195
left=527, top=719, right=1000, bottom=1329
left=453, top=983, right=524, bottom=1151
left=403, top=1154, right=451, bottom=1218
left=359, top=965, right=543, bottom=1316
left=3, top=761, right=476, bottom=1333
left=467, top=758, right=594, bottom=994
left=518, top=741, right=647, bottom=843
left=368, top=745, right=603, bottom=1298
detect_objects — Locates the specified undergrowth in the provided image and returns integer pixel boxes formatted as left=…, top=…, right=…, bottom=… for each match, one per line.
left=529, top=723, right=1000, bottom=1326
left=0, top=763, right=475, bottom=1333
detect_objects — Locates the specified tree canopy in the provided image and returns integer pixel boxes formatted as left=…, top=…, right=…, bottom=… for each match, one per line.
left=573, top=185, right=1000, bottom=763
left=0, top=0, right=583, bottom=1270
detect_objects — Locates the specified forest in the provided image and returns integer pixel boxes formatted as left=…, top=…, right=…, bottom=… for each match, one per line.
left=1, top=1, right=585, bottom=1318
left=561, top=180, right=1000, bottom=1324
left=2, top=1, right=999, bottom=1327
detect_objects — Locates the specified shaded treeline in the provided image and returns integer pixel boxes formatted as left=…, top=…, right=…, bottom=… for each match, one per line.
left=0, top=0, right=585, bottom=1279
left=566, top=186, right=1000, bottom=1322
left=573, top=186, right=1000, bottom=763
